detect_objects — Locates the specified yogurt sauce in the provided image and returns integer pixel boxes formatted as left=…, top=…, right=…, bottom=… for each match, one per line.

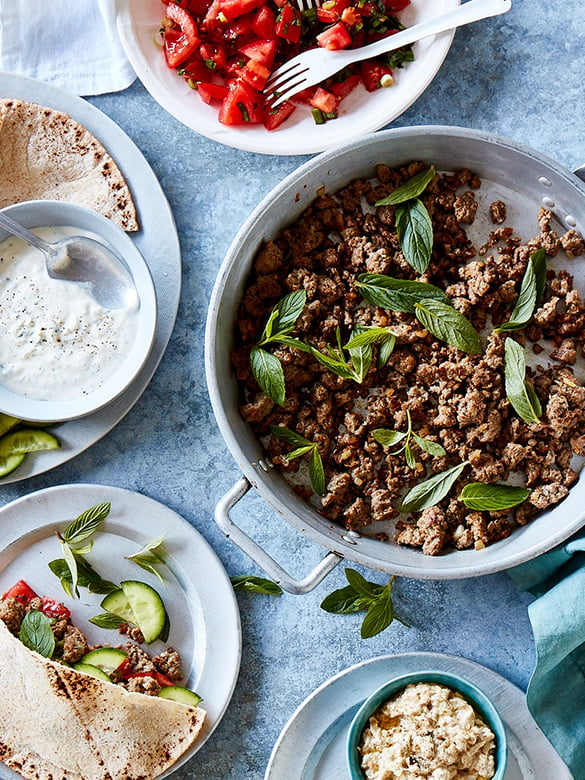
left=0, top=227, right=139, bottom=401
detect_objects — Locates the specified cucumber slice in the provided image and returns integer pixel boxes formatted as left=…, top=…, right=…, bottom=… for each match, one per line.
left=158, top=686, right=202, bottom=707
left=101, top=589, right=137, bottom=624
left=0, top=429, right=60, bottom=457
left=73, top=662, right=113, bottom=683
left=120, top=580, right=167, bottom=644
left=0, top=413, right=20, bottom=437
left=0, top=452, right=26, bottom=478
left=81, top=647, right=128, bottom=674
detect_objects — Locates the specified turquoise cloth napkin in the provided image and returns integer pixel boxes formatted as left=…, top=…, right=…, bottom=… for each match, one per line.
left=509, top=530, right=585, bottom=779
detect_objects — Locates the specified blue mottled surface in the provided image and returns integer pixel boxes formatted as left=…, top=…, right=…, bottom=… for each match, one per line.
left=1, top=1, right=584, bottom=778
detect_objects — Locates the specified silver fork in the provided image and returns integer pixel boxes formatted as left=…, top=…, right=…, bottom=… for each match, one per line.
left=265, top=0, right=512, bottom=106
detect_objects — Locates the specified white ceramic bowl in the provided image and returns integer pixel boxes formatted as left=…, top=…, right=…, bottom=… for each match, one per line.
left=115, top=0, right=459, bottom=155
left=0, top=200, right=157, bottom=423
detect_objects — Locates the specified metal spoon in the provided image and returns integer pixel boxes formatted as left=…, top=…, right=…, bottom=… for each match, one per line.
left=0, top=212, right=138, bottom=310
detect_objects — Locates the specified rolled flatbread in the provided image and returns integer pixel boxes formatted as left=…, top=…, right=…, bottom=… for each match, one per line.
left=0, top=620, right=206, bottom=780
left=0, top=99, right=139, bottom=232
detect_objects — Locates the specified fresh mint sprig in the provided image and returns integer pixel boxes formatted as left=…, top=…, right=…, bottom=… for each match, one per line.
left=504, top=338, right=542, bottom=423
left=270, top=425, right=326, bottom=495
left=320, top=568, right=407, bottom=639
left=459, top=483, right=531, bottom=511
left=54, top=503, right=112, bottom=598
left=373, top=410, right=445, bottom=469
left=231, top=575, right=283, bottom=595
left=250, top=290, right=307, bottom=406
left=375, top=167, right=436, bottom=274
left=400, top=462, right=468, bottom=513
left=126, top=534, right=167, bottom=585
left=19, top=610, right=55, bottom=658
left=497, top=249, right=547, bottom=332
left=355, top=274, right=450, bottom=314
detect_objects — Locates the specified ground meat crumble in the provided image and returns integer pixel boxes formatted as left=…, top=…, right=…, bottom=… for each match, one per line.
left=233, top=162, right=585, bottom=555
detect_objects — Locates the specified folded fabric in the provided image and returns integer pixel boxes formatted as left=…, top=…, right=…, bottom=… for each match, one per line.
left=0, top=0, right=135, bottom=96
left=509, top=530, right=585, bottom=779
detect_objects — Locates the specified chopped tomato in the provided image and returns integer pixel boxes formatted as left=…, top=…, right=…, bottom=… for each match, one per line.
left=1, top=579, right=39, bottom=603
left=251, top=6, right=277, bottom=38
left=384, top=0, right=410, bottom=10
left=40, top=597, right=71, bottom=620
left=163, top=3, right=200, bottom=68
left=263, top=100, right=296, bottom=130
left=180, top=54, right=214, bottom=83
left=239, top=38, right=277, bottom=67
left=292, top=86, right=317, bottom=104
left=198, top=81, right=230, bottom=102
left=310, top=86, right=339, bottom=113
left=220, top=0, right=265, bottom=20
left=218, top=80, right=264, bottom=124
left=127, top=671, right=176, bottom=687
left=166, top=0, right=214, bottom=16
left=317, top=21, right=352, bottom=50
left=360, top=60, right=393, bottom=91
left=275, top=3, right=301, bottom=44
left=316, top=7, right=338, bottom=23
left=240, top=58, right=271, bottom=90
left=329, top=72, right=360, bottom=99
left=200, top=41, right=228, bottom=70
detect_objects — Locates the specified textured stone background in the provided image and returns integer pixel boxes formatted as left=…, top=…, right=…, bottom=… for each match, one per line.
left=2, top=0, right=584, bottom=777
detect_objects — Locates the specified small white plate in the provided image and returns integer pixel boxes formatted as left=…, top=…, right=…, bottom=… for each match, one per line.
left=0, top=72, right=181, bottom=483
left=116, top=0, right=459, bottom=155
left=0, top=483, right=241, bottom=779
left=265, top=653, right=571, bottom=780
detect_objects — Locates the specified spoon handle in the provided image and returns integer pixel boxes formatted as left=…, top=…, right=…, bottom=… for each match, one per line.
left=0, top=212, right=57, bottom=255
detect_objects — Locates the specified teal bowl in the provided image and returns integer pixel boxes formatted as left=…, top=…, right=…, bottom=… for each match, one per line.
left=346, top=670, right=508, bottom=780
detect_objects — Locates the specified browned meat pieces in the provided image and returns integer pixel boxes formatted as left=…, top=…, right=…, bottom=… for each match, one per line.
left=0, top=598, right=25, bottom=635
left=233, top=162, right=585, bottom=556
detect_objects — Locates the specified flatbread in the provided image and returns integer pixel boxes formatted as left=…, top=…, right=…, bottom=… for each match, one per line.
left=0, top=620, right=206, bottom=780
left=0, top=99, right=139, bottom=231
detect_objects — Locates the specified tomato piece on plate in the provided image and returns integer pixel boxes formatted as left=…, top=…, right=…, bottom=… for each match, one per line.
left=316, top=7, right=338, bottom=23
left=179, top=54, right=214, bottom=83
left=329, top=72, right=360, bottom=99
left=40, top=597, right=71, bottom=620
left=167, top=0, right=214, bottom=16
left=220, top=0, right=265, bottom=21
left=384, top=0, right=410, bottom=11
left=1, top=579, right=39, bottom=603
left=316, top=21, right=352, bottom=50
left=251, top=6, right=277, bottom=39
left=264, top=100, right=296, bottom=130
left=200, top=41, right=228, bottom=71
left=239, top=39, right=277, bottom=68
left=360, top=60, right=393, bottom=91
left=240, top=59, right=271, bottom=90
left=310, top=86, right=339, bottom=113
left=219, top=80, right=264, bottom=124
left=275, top=3, right=302, bottom=44
left=127, top=671, right=176, bottom=687
left=163, top=3, right=200, bottom=68
left=198, top=81, right=230, bottom=103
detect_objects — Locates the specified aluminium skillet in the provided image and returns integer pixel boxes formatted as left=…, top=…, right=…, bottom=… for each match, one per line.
left=205, top=126, right=585, bottom=593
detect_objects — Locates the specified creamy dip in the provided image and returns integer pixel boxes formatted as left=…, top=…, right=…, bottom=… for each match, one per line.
left=0, top=227, right=139, bottom=401
left=359, top=682, right=496, bottom=780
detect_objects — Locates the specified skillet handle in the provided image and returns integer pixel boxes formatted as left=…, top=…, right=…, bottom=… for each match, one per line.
left=215, top=476, right=342, bottom=595
left=574, top=165, right=585, bottom=184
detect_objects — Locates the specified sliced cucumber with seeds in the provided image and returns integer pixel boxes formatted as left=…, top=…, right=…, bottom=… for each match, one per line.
left=0, top=452, right=26, bottom=478
left=73, top=662, right=113, bottom=683
left=120, top=580, right=167, bottom=644
left=81, top=647, right=128, bottom=674
left=0, top=429, right=60, bottom=457
left=0, top=413, right=20, bottom=437
left=100, top=589, right=137, bottom=624
left=158, top=686, right=202, bottom=707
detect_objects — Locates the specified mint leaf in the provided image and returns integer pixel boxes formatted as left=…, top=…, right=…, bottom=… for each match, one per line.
left=231, top=576, right=283, bottom=595
left=250, top=346, right=286, bottom=406
left=62, top=502, right=111, bottom=544
left=504, top=338, right=542, bottom=423
left=355, top=273, right=449, bottom=314
left=19, top=610, right=55, bottom=658
left=375, top=167, right=436, bottom=206
left=459, top=482, right=531, bottom=511
left=361, top=588, right=394, bottom=639
left=401, top=462, right=468, bottom=513
left=414, top=299, right=482, bottom=355
left=395, top=199, right=433, bottom=274
left=372, top=429, right=408, bottom=447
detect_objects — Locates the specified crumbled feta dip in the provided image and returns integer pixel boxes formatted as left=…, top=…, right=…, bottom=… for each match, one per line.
left=359, top=682, right=496, bottom=780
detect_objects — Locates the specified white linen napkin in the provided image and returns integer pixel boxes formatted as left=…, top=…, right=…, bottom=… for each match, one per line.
left=0, top=0, right=135, bottom=96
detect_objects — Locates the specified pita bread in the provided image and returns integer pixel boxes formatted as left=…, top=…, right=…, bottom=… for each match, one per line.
left=0, top=99, right=139, bottom=232
left=0, top=620, right=206, bottom=780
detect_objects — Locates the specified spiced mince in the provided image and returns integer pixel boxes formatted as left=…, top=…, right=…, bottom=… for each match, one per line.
left=232, top=162, right=585, bottom=555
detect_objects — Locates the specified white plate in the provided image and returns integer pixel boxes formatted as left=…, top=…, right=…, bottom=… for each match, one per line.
left=115, top=0, right=459, bottom=155
left=0, top=483, right=241, bottom=780
left=265, top=652, right=572, bottom=780
left=0, top=72, right=181, bottom=483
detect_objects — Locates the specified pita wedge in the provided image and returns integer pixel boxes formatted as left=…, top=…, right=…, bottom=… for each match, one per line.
left=0, top=621, right=206, bottom=780
left=0, top=98, right=139, bottom=231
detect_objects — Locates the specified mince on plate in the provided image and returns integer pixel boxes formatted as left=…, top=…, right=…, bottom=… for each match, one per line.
left=233, top=161, right=585, bottom=555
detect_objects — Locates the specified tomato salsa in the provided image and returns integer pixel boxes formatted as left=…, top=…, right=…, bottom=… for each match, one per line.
left=159, top=0, right=414, bottom=130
